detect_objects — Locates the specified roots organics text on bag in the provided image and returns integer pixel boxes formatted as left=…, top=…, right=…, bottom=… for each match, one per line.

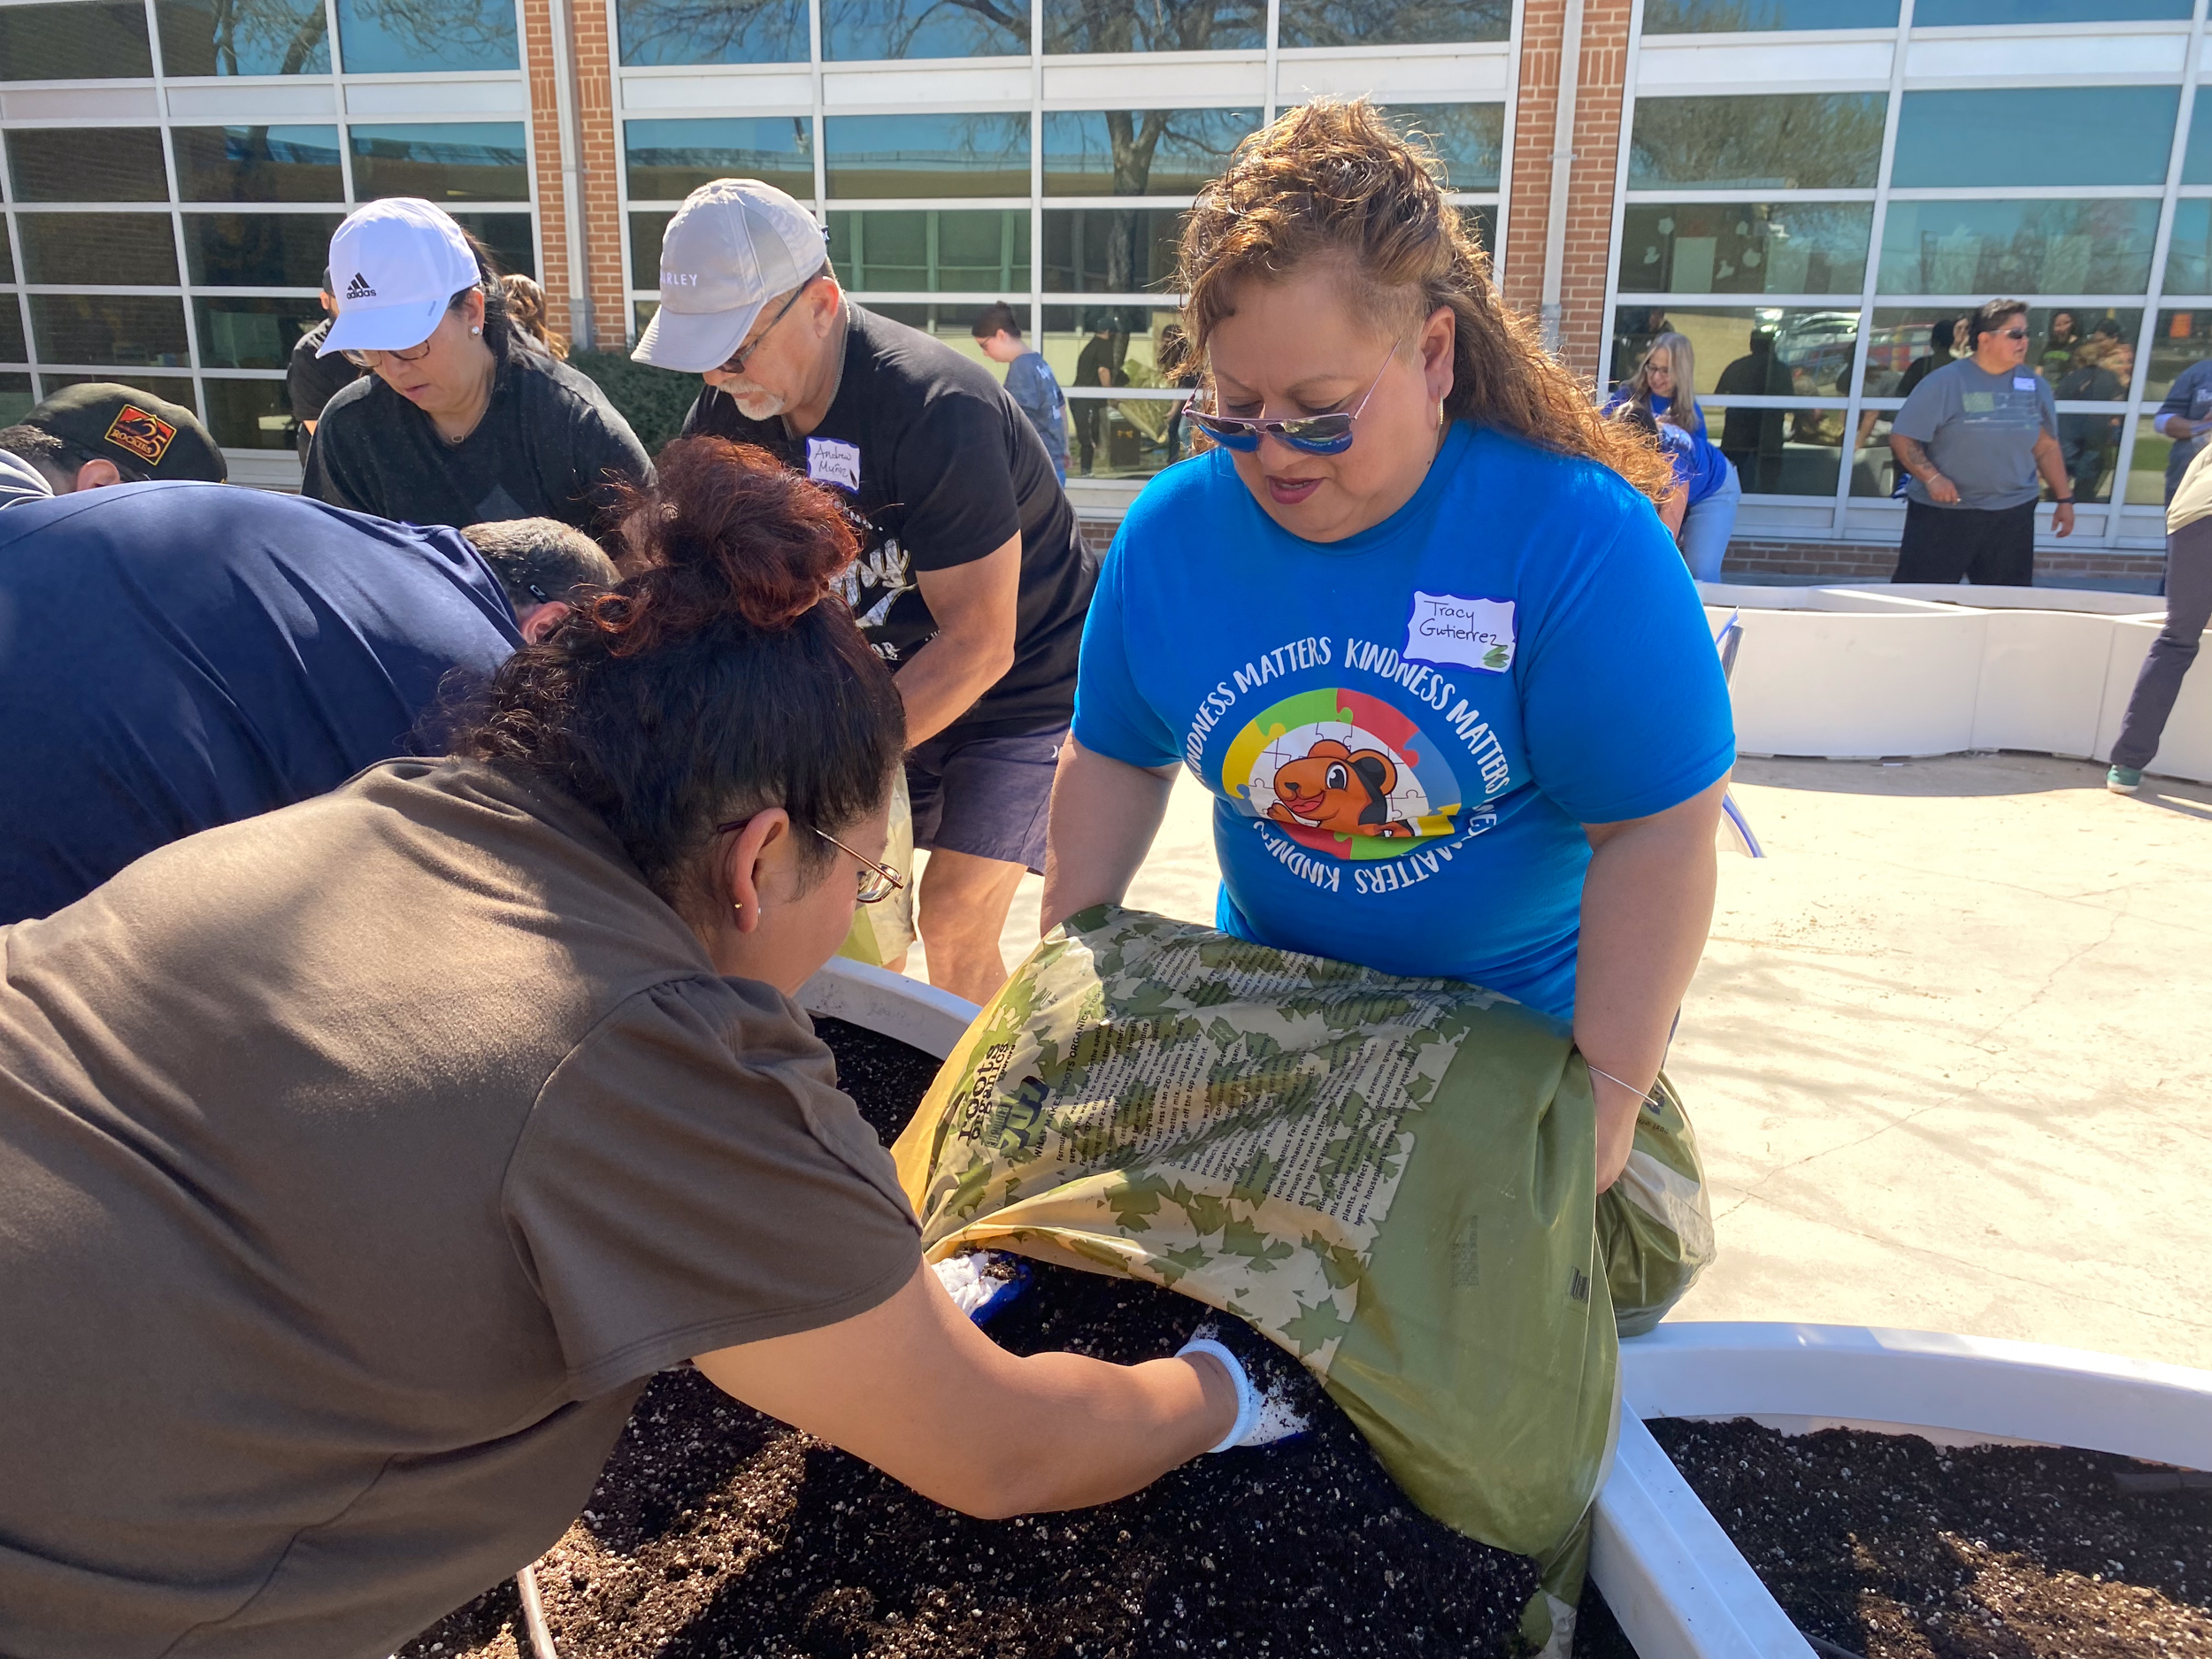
left=890, top=906, right=1712, bottom=1589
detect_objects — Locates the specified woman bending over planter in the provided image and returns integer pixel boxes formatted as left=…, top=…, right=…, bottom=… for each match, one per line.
left=1042, top=100, right=1737, bottom=1193
left=0, top=440, right=1262, bottom=1659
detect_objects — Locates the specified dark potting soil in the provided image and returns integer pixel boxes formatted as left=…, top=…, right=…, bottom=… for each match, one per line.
left=1572, top=1416, right=2212, bottom=1659
left=399, top=1018, right=1539, bottom=1659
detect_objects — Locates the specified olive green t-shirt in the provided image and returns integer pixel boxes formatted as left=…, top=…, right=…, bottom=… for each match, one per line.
left=0, top=759, right=920, bottom=1659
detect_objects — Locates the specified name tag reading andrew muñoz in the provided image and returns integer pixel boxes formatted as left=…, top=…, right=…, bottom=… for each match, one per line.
left=1405, top=591, right=1517, bottom=673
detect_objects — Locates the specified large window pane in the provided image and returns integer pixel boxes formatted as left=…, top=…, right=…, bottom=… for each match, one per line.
left=1892, top=88, right=2177, bottom=188
left=2146, top=309, right=2212, bottom=403
left=1704, top=403, right=1844, bottom=495
left=157, top=0, right=330, bottom=74
left=173, top=126, right=343, bottom=203
left=1278, top=0, right=1509, bottom=47
left=1618, top=203, right=1870, bottom=296
left=2126, top=416, right=2175, bottom=504
left=349, top=124, right=529, bottom=202
left=0, top=235, right=13, bottom=284
left=1627, top=94, right=1886, bottom=190
left=1643, top=0, right=1896, bottom=28
left=0, top=310, right=26, bottom=365
left=1042, top=0, right=1264, bottom=52
left=449, top=212, right=535, bottom=279
left=1042, top=110, right=1258, bottom=196
left=1863, top=305, right=2139, bottom=396
left=630, top=211, right=675, bottom=290
left=616, top=0, right=807, bottom=65
left=7, top=130, right=170, bottom=203
left=1916, top=0, right=2186, bottom=19
left=18, top=214, right=180, bottom=287
left=1877, top=199, right=2158, bottom=295
left=30, top=296, right=190, bottom=367
left=1610, top=304, right=1862, bottom=400
left=821, top=0, right=1027, bottom=60
left=185, top=211, right=342, bottom=286
left=203, top=378, right=299, bottom=450
left=38, top=373, right=195, bottom=407
left=2184, top=91, right=2212, bottom=188
left=195, top=296, right=324, bottom=368
left=1043, top=208, right=1180, bottom=293
left=1386, top=103, right=1504, bottom=193
left=334, top=0, right=518, bottom=73
left=0, top=376, right=32, bottom=425
left=1043, top=305, right=1193, bottom=479
left=857, top=303, right=997, bottom=364
left=0, top=3, right=153, bottom=80
left=824, top=115, right=1029, bottom=198
left=827, top=210, right=1029, bottom=292
left=2165, top=199, right=2212, bottom=294
left=625, top=117, right=814, bottom=202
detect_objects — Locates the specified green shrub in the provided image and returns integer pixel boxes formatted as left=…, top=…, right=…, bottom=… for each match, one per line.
left=567, top=349, right=698, bottom=455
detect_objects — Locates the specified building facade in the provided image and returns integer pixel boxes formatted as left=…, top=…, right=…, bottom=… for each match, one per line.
left=0, top=0, right=2203, bottom=579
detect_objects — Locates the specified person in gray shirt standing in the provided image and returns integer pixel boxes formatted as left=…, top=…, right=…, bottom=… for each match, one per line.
left=2154, top=354, right=2212, bottom=503
left=1889, top=296, right=2075, bottom=586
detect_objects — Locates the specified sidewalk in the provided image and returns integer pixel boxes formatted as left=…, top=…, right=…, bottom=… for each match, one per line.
left=916, top=754, right=2212, bottom=1371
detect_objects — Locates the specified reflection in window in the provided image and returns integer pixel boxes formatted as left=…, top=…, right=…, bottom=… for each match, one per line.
left=1042, top=111, right=1258, bottom=197
left=1044, top=209, right=1181, bottom=294
left=1, top=311, right=25, bottom=365
left=854, top=303, right=1000, bottom=365
left=157, top=0, right=329, bottom=74
left=616, top=0, right=806, bottom=65
left=335, top=0, right=518, bottom=72
left=1643, top=0, right=1895, bottom=27
left=195, top=296, right=325, bottom=369
left=626, top=118, right=814, bottom=202
left=2184, top=90, right=2212, bottom=188
left=1610, top=305, right=1861, bottom=401
left=2166, top=200, right=2212, bottom=294
left=821, top=0, right=1026, bottom=60
left=173, top=126, right=343, bottom=203
left=1701, top=403, right=1843, bottom=495
left=203, top=378, right=300, bottom=449
left=39, top=373, right=196, bottom=409
left=1892, top=88, right=2177, bottom=188
left=7, top=130, right=171, bottom=203
left=1043, top=305, right=1194, bottom=479
left=1627, top=94, right=1886, bottom=190
left=19, top=215, right=180, bottom=287
left=0, top=376, right=31, bottom=426
left=2125, top=417, right=2176, bottom=505
left=2146, top=310, right=2212, bottom=403
left=1277, top=0, right=1509, bottom=47
left=349, top=125, right=530, bottom=203
left=1877, top=199, right=2158, bottom=296
left=1042, top=0, right=1263, bottom=52
left=827, top=211, right=1030, bottom=291
left=1618, top=204, right=1870, bottom=296
left=1916, top=0, right=2185, bottom=19
left=1386, top=104, right=1505, bottom=193
left=0, top=236, right=12, bottom=283
left=30, top=296, right=191, bottom=367
left=1865, top=305, right=2139, bottom=396
left=0, top=3, right=153, bottom=80
left=824, top=115, right=1029, bottom=198
left=449, top=212, right=536, bottom=279
left=185, top=211, right=344, bottom=286
left=631, top=212, right=676, bottom=289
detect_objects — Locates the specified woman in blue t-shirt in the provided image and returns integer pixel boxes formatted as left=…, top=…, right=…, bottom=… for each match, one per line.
left=1040, top=100, right=1736, bottom=1192
left=1607, top=334, right=1741, bottom=581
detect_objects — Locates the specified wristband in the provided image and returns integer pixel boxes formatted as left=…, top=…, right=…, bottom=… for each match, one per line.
left=1177, top=1336, right=1259, bottom=1452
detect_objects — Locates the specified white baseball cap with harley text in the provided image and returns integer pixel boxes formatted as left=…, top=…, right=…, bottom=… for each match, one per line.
left=632, top=180, right=830, bottom=373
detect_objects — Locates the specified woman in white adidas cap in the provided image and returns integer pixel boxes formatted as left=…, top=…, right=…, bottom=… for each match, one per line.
left=303, top=197, right=651, bottom=541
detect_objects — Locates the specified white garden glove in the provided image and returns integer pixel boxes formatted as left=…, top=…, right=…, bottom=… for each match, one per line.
left=930, top=1250, right=1027, bottom=1324
left=1178, top=1323, right=1310, bottom=1450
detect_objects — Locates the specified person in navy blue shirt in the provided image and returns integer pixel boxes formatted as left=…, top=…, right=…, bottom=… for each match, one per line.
left=1041, top=101, right=1735, bottom=1194
left=0, top=481, right=523, bottom=925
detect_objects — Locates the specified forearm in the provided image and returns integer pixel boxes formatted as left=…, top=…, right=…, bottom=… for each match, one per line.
left=2032, top=433, right=2070, bottom=495
left=1040, top=737, right=1177, bottom=934
left=1890, top=434, right=1940, bottom=482
left=1575, top=781, right=1725, bottom=1188
left=895, top=627, right=1017, bottom=746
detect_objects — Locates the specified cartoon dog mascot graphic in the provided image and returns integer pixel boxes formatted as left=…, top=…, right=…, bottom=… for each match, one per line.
left=1267, top=739, right=1416, bottom=837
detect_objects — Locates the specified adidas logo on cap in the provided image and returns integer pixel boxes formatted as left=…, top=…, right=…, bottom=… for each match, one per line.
left=345, top=272, right=377, bottom=299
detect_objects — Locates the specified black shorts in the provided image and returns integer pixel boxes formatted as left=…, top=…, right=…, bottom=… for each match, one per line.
left=906, top=726, right=1066, bottom=875
left=1893, top=498, right=2036, bottom=586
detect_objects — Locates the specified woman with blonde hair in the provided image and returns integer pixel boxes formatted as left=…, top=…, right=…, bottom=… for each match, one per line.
left=1608, top=331, right=1742, bottom=580
left=1042, top=99, right=1734, bottom=1192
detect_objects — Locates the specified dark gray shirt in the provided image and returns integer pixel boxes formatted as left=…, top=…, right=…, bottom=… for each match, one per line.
left=1892, top=357, right=2056, bottom=512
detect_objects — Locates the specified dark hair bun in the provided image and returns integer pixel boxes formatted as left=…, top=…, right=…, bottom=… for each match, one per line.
left=599, top=437, right=856, bottom=647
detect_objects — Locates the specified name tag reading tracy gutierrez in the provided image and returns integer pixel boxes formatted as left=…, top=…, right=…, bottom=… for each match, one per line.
left=806, top=437, right=861, bottom=493
left=1404, top=591, right=1517, bottom=673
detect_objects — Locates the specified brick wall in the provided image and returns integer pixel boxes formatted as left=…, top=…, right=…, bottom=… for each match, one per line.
left=518, top=0, right=574, bottom=339
left=571, top=0, right=628, bottom=349
left=1719, top=539, right=2165, bottom=584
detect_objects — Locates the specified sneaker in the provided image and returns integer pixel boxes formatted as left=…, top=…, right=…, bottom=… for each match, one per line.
left=2108, top=765, right=2143, bottom=795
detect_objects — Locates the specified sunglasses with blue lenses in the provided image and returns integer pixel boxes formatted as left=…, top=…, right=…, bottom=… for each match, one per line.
left=1182, top=346, right=1396, bottom=456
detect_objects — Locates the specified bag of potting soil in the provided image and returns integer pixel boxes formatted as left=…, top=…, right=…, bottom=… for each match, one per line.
left=889, top=906, right=1713, bottom=1653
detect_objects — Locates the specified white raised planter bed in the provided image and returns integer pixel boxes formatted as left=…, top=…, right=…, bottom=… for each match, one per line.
left=798, top=963, right=2212, bottom=1659
left=1705, top=581, right=2212, bottom=784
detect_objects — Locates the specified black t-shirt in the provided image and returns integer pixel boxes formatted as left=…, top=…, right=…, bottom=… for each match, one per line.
left=287, top=317, right=362, bottom=463
left=680, top=304, right=1095, bottom=740
left=303, top=346, right=654, bottom=537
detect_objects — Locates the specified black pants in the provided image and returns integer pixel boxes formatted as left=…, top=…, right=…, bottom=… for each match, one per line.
left=1072, top=398, right=1104, bottom=472
left=2111, top=515, right=2212, bottom=772
left=1893, top=498, right=2036, bottom=586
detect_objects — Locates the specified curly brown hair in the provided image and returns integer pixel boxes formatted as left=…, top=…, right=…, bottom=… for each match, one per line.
left=1176, top=98, right=1672, bottom=500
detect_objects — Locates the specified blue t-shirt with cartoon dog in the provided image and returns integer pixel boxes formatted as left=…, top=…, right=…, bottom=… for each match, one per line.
left=1073, top=421, right=1736, bottom=1022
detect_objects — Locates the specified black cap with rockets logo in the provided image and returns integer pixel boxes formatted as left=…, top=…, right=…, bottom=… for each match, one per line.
left=21, top=383, right=227, bottom=484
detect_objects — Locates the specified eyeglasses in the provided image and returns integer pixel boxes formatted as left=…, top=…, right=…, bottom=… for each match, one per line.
left=342, top=335, right=436, bottom=369
left=715, top=275, right=817, bottom=376
left=1993, top=328, right=2030, bottom=342
left=714, top=817, right=907, bottom=905
left=1185, top=347, right=1396, bottom=456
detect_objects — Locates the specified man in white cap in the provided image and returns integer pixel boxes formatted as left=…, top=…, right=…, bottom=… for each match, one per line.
left=304, top=197, right=650, bottom=539
left=635, top=180, right=1096, bottom=1006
